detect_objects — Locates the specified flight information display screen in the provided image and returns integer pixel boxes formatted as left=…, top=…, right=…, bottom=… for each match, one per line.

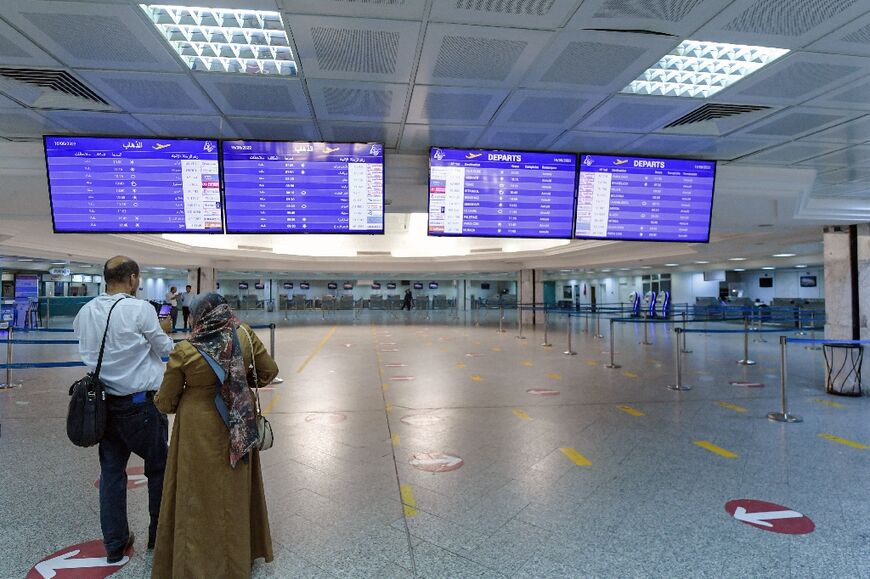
left=45, top=136, right=222, bottom=233
left=428, top=147, right=577, bottom=239
left=574, top=154, right=715, bottom=242
left=222, top=141, right=384, bottom=234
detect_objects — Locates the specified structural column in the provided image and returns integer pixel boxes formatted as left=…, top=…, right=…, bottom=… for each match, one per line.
left=187, top=267, right=217, bottom=295
left=517, top=269, right=541, bottom=326
left=823, top=224, right=870, bottom=340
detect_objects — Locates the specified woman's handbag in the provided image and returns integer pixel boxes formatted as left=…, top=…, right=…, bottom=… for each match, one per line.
left=240, top=325, right=273, bottom=451
left=66, top=297, right=125, bottom=447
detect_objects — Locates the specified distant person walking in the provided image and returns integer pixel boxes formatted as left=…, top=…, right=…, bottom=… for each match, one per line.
left=164, top=286, right=179, bottom=330
left=151, top=293, right=278, bottom=578
left=402, top=288, right=413, bottom=311
left=73, top=256, right=174, bottom=563
left=180, top=284, right=194, bottom=331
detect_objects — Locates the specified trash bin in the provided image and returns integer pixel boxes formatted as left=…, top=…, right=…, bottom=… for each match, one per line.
left=823, top=344, right=863, bottom=396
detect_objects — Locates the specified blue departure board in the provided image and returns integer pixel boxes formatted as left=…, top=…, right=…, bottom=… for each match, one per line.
left=44, top=136, right=222, bottom=233
left=428, top=148, right=577, bottom=239
left=575, top=155, right=715, bottom=242
left=222, top=141, right=384, bottom=234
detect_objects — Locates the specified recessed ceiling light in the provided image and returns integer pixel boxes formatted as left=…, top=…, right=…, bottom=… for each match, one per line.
left=618, top=268, right=630, bottom=271
left=694, top=260, right=709, bottom=264
left=772, top=253, right=796, bottom=257
left=140, top=4, right=297, bottom=76
left=600, top=269, right=612, bottom=273
left=640, top=266, right=652, bottom=269
left=762, top=266, right=775, bottom=270
left=152, top=267, right=166, bottom=270
left=733, top=268, right=746, bottom=272
left=794, top=264, right=808, bottom=268
left=728, top=257, right=747, bottom=261
left=18, top=258, right=34, bottom=262
left=664, top=263, right=679, bottom=267
left=620, top=40, right=789, bottom=99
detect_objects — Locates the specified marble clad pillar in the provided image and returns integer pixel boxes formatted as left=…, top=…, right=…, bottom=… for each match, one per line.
left=858, top=224, right=870, bottom=341
left=518, top=269, right=537, bottom=326
left=187, top=267, right=216, bottom=295
left=824, top=226, right=853, bottom=340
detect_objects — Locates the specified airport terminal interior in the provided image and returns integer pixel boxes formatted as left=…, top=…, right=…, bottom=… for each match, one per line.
left=1, top=1, right=870, bottom=578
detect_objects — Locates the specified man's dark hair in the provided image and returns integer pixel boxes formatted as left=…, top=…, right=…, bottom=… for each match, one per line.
left=186, top=285, right=192, bottom=289
left=104, top=256, right=139, bottom=285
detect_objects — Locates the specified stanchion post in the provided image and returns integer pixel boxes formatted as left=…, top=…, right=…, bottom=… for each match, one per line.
left=680, top=311, right=692, bottom=353
left=737, top=316, right=756, bottom=365
left=516, top=305, right=526, bottom=340
left=605, top=319, right=620, bottom=369
left=563, top=314, right=577, bottom=355
left=541, top=309, right=552, bottom=347
left=0, top=326, right=21, bottom=389
left=795, top=306, right=806, bottom=336
left=640, top=311, right=652, bottom=345
left=594, top=310, right=604, bottom=339
left=768, top=336, right=802, bottom=423
left=667, top=328, right=691, bottom=391
left=498, top=305, right=506, bottom=333
left=806, top=311, right=821, bottom=350
left=268, top=323, right=284, bottom=384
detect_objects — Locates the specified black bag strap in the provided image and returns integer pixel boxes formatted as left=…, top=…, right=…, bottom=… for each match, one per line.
left=93, top=297, right=126, bottom=380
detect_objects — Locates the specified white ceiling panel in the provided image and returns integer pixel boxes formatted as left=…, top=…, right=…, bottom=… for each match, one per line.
left=134, top=114, right=236, bottom=138
left=476, top=126, right=564, bottom=150
left=289, top=16, right=420, bottom=82
left=0, top=17, right=59, bottom=67
left=400, top=124, right=486, bottom=152
left=406, top=86, right=508, bottom=124
left=308, top=79, right=408, bottom=123
left=717, top=52, right=870, bottom=106
left=808, top=12, right=870, bottom=56
left=692, top=138, right=772, bottom=160
left=490, top=89, right=603, bottom=128
left=1, top=1, right=182, bottom=72
left=814, top=165, right=870, bottom=185
left=415, top=24, right=552, bottom=88
left=621, top=134, right=718, bottom=157
left=736, top=107, right=861, bottom=140
left=227, top=117, right=320, bottom=141
left=521, top=30, right=677, bottom=92
left=281, top=0, right=427, bottom=20
left=551, top=131, right=643, bottom=153
left=194, top=75, right=311, bottom=118
left=566, top=0, right=729, bottom=37
left=807, top=77, right=870, bottom=112
left=799, top=114, right=870, bottom=144
left=737, top=141, right=849, bottom=165
left=429, top=0, right=582, bottom=29
left=43, top=111, right=153, bottom=136
left=795, top=144, right=870, bottom=168
left=319, top=122, right=400, bottom=148
left=575, top=95, right=695, bottom=133
left=0, top=109, right=56, bottom=138
left=80, top=71, right=215, bottom=114
left=0, top=94, right=23, bottom=109
left=694, top=0, right=870, bottom=49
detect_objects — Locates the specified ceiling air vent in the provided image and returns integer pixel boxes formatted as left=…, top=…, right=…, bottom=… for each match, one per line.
left=0, top=68, right=111, bottom=111
left=665, top=103, right=771, bottom=129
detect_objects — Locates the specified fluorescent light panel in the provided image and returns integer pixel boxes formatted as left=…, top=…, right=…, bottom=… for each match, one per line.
left=140, top=4, right=297, bottom=76
left=621, top=40, right=789, bottom=98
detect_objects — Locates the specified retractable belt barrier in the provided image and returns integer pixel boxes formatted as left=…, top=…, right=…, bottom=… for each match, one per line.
left=0, top=323, right=281, bottom=389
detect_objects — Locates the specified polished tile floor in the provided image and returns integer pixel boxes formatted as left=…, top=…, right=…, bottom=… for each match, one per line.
left=2, top=312, right=868, bottom=578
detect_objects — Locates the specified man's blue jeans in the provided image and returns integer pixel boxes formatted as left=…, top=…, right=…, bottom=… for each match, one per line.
left=98, top=394, right=168, bottom=553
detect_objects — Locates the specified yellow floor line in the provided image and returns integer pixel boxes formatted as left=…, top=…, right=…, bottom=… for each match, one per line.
left=262, top=394, right=281, bottom=416
left=471, top=374, right=483, bottom=382
left=546, top=372, right=561, bottom=380
left=716, top=401, right=748, bottom=413
left=522, top=360, right=533, bottom=367
left=391, top=433, right=400, bottom=446
left=491, top=346, right=502, bottom=352
left=586, top=360, right=598, bottom=366
left=818, top=433, right=869, bottom=449
left=513, top=408, right=532, bottom=421
left=386, top=403, right=393, bottom=413
left=617, top=405, right=644, bottom=417
left=400, top=484, right=417, bottom=517
left=622, top=371, right=638, bottom=379
left=296, top=325, right=337, bottom=374
left=694, top=440, right=739, bottom=459
left=560, top=447, right=592, bottom=466
left=814, top=399, right=845, bottom=409
left=456, top=362, right=466, bottom=369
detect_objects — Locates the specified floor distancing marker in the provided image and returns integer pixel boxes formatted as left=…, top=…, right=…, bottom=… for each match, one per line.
left=617, top=405, right=644, bottom=417
left=560, top=447, right=592, bottom=466
left=694, top=441, right=739, bottom=459
left=818, top=433, right=869, bottom=450
left=383, top=384, right=389, bottom=392
left=391, top=433, right=400, bottom=446
left=456, top=362, right=466, bottom=369
left=586, top=360, right=598, bottom=366
left=716, top=401, right=748, bottom=413
left=513, top=408, right=532, bottom=421
left=471, top=374, right=483, bottom=382
left=386, top=403, right=394, bottom=413
left=296, top=325, right=337, bottom=374
left=814, top=399, right=845, bottom=409
left=262, top=395, right=281, bottom=416
left=400, top=484, right=417, bottom=517
left=546, top=372, right=561, bottom=380
left=492, top=346, right=502, bottom=352
left=522, top=360, right=533, bottom=367
left=622, top=371, right=638, bottom=379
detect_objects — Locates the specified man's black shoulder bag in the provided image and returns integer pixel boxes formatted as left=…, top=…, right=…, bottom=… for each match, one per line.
left=67, top=297, right=125, bottom=447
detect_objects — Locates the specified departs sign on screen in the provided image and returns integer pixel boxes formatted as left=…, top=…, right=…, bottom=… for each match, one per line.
left=222, top=141, right=384, bottom=234
left=428, top=147, right=577, bottom=239
left=44, top=136, right=223, bottom=233
left=575, top=154, right=715, bottom=242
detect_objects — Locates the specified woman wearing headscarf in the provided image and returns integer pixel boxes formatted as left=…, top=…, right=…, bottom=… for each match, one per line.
left=151, top=293, right=278, bottom=578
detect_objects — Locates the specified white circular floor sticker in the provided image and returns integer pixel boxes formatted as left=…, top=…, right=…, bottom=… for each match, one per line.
left=527, top=388, right=560, bottom=396
left=409, top=452, right=464, bottom=472
left=305, top=413, right=347, bottom=424
left=401, top=414, right=442, bottom=426
left=27, top=540, right=132, bottom=578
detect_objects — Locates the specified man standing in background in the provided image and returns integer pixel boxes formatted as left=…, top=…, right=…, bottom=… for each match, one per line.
left=74, top=256, right=174, bottom=562
left=180, top=284, right=194, bottom=331
left=164, top=286, right=179, bottom=330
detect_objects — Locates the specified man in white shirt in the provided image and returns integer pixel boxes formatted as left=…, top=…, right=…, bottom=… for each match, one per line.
left=180, top=284, right=194, bottom=331
left=164, top=286, right=179, bottom=330
left=74, top=256, right=174, bottom=563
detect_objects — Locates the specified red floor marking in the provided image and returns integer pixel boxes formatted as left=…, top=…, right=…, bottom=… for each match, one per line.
left=725, top=499, right=814, bottom=535
left=27, top=540, right=132, bottom=578
left=94, top=466, right=146, bottom=490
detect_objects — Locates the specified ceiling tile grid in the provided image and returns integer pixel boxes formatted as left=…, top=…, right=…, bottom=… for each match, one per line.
left=489, top=89, right=605, bottom=128
left=133, top=114, right=238, bottom=139
left=565, top=0, right=730, bottom=37
left=193, top=74, right=311, bottom=118
left=574, top=95, right=696, bottom=133
left=400, top=124, right=486, bottom=152
left=227, top=116, right=321, bottom=141
left=80, top=71, right=216, bottom=115
left=44, top=111, right=153, bottom=136
left=733, top=106, right=863, bottom=140
left=429, top=0, right=582, bottom=29
left=281, top=0, right=428, bottom=20
left=319, top=121, right=401, bottom=148
left=476, top=126, right=565, bottom=150
left=799, top=114, right=870, bottom=144
left=739, top=141, right=852, bottom=165
left=307, top=79, right=408, bottom=123
left=0, top=17, right=59, bottom=67
left=550, top=131, right=644, bottom=153
left=795, top=144, right=870, bottom=168
left=0, top=108, right=57, bottom=138
left=406, top=85, right=509, bottom=125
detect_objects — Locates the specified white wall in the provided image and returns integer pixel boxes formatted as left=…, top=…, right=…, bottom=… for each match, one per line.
left=739, top=267, right=823, bottom=302
left=670, top=272, right=721, bottom=304
left=139, top=276, right=187, bottom=302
